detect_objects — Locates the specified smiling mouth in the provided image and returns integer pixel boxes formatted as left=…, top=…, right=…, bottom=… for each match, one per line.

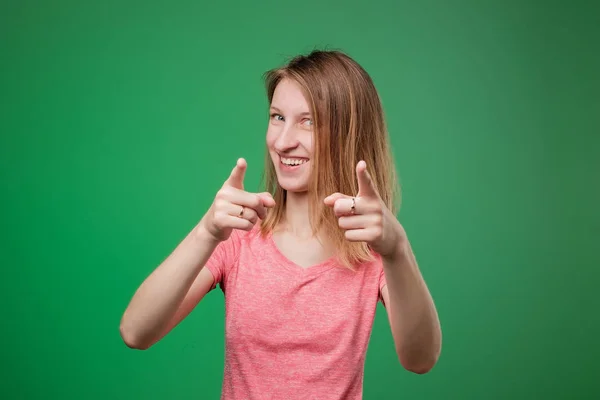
left=279, top=156, right=309, bottom=166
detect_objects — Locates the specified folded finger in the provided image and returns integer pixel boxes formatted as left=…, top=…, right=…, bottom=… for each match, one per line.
left=334, top=197, right=381, bottom=217
left=226, top=188, right=267, bottom=219
left=337, top=214, right=373, bottom=230
left=222, top=215, right=255, bottom=231
left=344, top=227, right=375, bottom=242
left=224, top=202, right=259, bottom=222
left=333, top=197, right=360, bottom=217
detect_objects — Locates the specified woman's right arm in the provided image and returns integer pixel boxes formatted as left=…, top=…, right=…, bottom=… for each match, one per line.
left=119, top=158, right=275, bottom=350
left=119, top=223, right=220, bottom=350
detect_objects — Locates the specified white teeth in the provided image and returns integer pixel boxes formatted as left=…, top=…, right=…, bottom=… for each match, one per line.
left=281, top=157, right=308, bottom=166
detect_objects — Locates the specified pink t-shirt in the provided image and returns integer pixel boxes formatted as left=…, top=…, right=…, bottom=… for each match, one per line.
left=205, top=225, right=388, bottom=400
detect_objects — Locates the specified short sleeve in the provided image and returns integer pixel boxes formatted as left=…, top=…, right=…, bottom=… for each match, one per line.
left=204, top=230, right=242, bottom=292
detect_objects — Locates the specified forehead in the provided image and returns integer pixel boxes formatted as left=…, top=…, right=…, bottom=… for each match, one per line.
left=271, top=78, right=310, bottom=113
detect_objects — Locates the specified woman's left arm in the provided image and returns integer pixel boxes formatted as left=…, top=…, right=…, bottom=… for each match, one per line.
left=380, top=225, right=442, bottom=374
left=324, top=161, right=442, bottom=374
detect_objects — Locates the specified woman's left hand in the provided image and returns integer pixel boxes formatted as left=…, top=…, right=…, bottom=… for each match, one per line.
left=324, top=160, right=406, bottom=258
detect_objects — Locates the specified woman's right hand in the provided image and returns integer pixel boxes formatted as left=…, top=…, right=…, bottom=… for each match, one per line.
left=200, top=158, right=276, bottom=242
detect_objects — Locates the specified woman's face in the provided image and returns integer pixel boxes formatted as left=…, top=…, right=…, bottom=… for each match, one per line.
left=266, top=79, right=314, bottom=193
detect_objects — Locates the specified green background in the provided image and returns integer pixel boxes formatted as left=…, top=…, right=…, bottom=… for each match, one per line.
left=1, top=0, right=599, bottom=399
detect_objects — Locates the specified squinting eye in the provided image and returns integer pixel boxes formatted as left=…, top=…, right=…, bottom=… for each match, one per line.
left=271, top=113, right=284, bottom=121
left=303, top=119, right=313, bottom=126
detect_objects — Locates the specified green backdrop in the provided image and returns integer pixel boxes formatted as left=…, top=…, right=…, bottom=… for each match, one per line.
left=1, top=0, right=599, bottom=399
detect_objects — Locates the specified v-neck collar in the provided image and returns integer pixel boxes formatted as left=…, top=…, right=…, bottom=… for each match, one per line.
left=265, top=232, right=338, bottom=277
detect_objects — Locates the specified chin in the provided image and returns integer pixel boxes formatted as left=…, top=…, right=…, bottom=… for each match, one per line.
left=276, top=179, right=309, bottom=194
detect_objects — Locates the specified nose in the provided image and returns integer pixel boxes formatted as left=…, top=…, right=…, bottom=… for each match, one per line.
left=274, top=122, right=299, bottom=152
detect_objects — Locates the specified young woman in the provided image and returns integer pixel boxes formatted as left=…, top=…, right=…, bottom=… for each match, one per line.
left=120, top=50, right=442, bottom=399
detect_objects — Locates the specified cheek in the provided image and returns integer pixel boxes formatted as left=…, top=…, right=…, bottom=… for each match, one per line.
left=265, top=126, right=277, bottom=148
left=300, top=134, right=313, bottom=155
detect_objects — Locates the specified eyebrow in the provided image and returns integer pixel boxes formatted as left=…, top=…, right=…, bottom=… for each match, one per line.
left=270, top=106, right=312, bottom=117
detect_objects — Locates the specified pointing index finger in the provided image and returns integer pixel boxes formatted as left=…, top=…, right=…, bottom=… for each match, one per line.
left=226, top=158, right=247, bottom=189
left=356, top=160, right=378, bottom=198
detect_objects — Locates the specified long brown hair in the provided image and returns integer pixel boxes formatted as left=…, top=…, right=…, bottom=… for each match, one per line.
left=259, top=50, right=400, bottom=269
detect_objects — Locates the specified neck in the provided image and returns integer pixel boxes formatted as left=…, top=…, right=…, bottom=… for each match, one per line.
left=280, top=190, right=314, bottom=240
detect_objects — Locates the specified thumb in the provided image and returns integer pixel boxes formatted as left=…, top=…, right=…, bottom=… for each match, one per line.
left=258, top=192, right=276, bottom=207
left=225, top=158, right=247, bottom=189
left=323, top=192, right=347, bottom=206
